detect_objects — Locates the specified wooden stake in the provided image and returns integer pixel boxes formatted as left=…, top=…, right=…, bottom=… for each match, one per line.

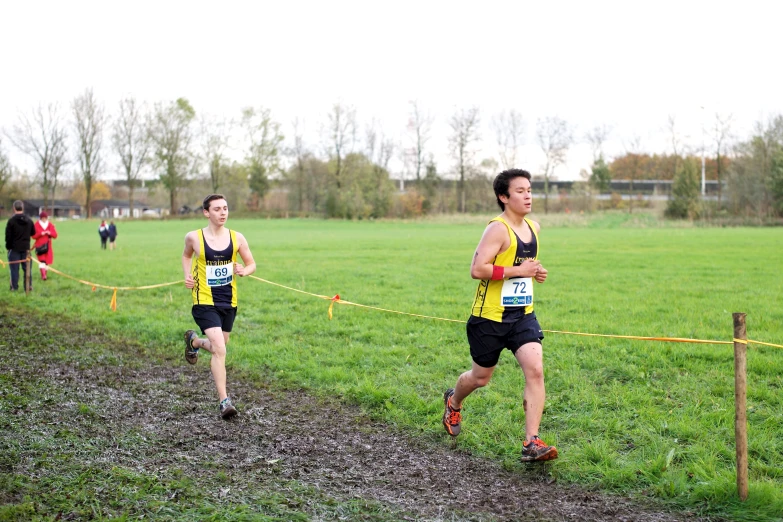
left=24, top=253, right=32, bottom=294
left=733, top=312, right=748, bottom=501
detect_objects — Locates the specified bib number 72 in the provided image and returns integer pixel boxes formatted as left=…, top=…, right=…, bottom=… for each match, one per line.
left=500, top=277, right=533, bottom=306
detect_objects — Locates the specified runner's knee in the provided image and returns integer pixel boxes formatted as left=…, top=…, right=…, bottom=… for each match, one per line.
left=211, top=344, right=227, bottom=358
left=524, top=363, right=544, bottom=382
left=471, top=372, right=492, bottom=388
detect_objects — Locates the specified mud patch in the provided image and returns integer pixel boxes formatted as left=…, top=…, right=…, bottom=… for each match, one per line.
left=0, top=305, right=717, bottom=521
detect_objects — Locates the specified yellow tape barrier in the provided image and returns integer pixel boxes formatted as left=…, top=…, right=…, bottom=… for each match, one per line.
left=0, top=256, right=31, bottom=267
left=249, top=275, right=783, bottom=350
left=3, top=261, right=781, bottom=349
left=32, top=260, right=180, bottom=311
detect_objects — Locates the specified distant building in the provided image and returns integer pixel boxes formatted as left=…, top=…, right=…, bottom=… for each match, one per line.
left=91, top=199, right=170, bottom=218
left=22, top=199, right=82, bottom=218
left=92, top=199, right=135, bottom=218
left=389, top=177, right=723, bottom=199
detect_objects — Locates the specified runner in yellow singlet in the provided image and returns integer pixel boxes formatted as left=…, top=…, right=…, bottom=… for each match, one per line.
left=181, top=194, right=256, bottom=420
left=442, top=169, right=558, bottom=462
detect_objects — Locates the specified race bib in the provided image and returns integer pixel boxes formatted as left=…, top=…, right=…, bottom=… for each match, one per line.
left=501, top=277, right=533, bottom=306
left=206, top=263, right=233, bottom=287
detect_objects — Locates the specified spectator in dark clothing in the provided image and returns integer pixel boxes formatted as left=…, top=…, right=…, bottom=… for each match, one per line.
left=99, top=220, right=109, bottom=249
left=4, top=200, right=36, bottom=291
left=108, top=221, right=118, bottom=251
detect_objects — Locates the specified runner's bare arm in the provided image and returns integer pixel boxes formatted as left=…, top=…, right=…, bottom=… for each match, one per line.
left=530, top=220, right=547, bottom=283
left=182, top=231, right=198, bottom=288
left=234, top=232, right=257, bottom=277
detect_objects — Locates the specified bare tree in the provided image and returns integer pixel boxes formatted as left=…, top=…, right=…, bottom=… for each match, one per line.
left=536, top=116, right=573, bottom=213
left=112, top=97, right=150, bottom=217
left=623, top=135, right=644, bottom=214
left=712, top=112, right=734, bottom=207
left=448, top=106, right=481, bottom=213
left=325, top=103, right=356, bottom=189
left=405, top=100, right=433, bottom=181
left=5, top=104, right=68, bottom=213
left=287, top=118, right=309, bottom=212
left=491, top=109, right=525, bottom=170
left=364, top=118, right=379, bottom=163
left=241, top=106, right=284, bottom=209
left=199, top=114, right=233, bottom=193
left=365, top=119, right=395, bottom=168
left=364, top=117, right=396, bottom=215
left=0, top=138, right=12, bottom=196
left=72, top=88, right=106, bottom=218
left=148, top=98, right=196, bottom=214
left=584, top=124, right=611, bottom=163
left=665, top=115, right=684, bottom=179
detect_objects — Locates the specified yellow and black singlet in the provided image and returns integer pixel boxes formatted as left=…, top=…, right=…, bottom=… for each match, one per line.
left=470, top=216, right=539, bottom=323
left=191, top=229, right=239, bottom=308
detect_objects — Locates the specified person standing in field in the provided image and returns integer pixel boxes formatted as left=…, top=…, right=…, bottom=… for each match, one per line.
left=108, top=221, right=118, bottom=250
left=181, top=194, right=256, bottom=420
left=442, top=169, right=558, bottom=462
left=4, top=200, right=35, bottom=291
left=98, top=220, right=109, bottom=249
left=32, top=211, right=58, bottom=281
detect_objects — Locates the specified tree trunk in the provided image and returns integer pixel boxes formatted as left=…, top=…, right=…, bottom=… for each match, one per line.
left=129, top=185, right=135, bottom=218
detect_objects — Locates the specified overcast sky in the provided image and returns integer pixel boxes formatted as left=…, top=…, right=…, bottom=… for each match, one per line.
left=2, top=0, right=781, bottom=180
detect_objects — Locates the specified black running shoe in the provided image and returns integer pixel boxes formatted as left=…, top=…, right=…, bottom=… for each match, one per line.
left=220, top=397, right=238, bottom=419
left=184, top=330, right=199, bottom=365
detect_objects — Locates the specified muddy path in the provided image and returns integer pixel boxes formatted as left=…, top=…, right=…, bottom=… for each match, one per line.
left=0, top=305, right=718, bottom=521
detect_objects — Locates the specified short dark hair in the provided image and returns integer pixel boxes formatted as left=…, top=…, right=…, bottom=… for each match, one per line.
left=13, top=200, right=24, bottom=212
left=202, top=194, right=226, bottom=210
left=493, top=169, right=532, bottom=211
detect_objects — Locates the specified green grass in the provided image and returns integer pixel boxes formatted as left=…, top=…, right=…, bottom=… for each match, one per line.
left=5, top=213, right=783, bottom=521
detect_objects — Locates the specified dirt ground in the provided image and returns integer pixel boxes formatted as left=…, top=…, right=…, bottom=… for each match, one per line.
left=0, top=305, right=721, bottom=521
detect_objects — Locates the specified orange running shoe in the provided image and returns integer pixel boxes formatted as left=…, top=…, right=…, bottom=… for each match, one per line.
left=442, top=388, right=462, bottom=436
left=521, top=435, right=558, bottom=462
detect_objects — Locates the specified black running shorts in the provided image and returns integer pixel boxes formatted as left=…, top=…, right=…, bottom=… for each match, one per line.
left=466, top=313, right=544, bottom=368
left=191, top=305, right=237, bottom=334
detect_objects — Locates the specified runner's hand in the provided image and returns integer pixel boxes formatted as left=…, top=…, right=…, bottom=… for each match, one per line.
left=234, top=262, right=245, bottom=276
left=520, top=259, right=541, bottom=277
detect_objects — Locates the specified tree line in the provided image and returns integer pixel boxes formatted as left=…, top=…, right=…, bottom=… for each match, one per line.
left=1, top=91, right=781, bottom=219
left=587, top=115, right=783, bottom=219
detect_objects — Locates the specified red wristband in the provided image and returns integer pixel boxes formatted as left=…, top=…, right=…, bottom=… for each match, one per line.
left=491, top=265, right=505, bottom=280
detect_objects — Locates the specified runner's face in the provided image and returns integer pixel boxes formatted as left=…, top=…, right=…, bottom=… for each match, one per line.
left=501, top=176, right=532, bottom=215
left=204, top=199, right=229, bottom=225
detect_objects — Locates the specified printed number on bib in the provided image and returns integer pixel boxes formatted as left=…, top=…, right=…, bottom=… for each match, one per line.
left=501, top=277, right=533, bottom=306
left=207, top=264, right=233, bottom=287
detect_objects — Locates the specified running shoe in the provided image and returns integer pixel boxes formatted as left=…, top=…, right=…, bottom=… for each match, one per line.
left=521, top=435, right=558, bottom=462
left=220, top=397, right=238, bottom=419
left=184, top=330, right=199, bottom=365
left=442, top=388, right=462, bottom=436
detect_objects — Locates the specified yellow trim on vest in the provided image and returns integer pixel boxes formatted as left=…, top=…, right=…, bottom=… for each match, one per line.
left=470, top=216, right=539, bottom=322
left=191, top=229, right=239, bottom=307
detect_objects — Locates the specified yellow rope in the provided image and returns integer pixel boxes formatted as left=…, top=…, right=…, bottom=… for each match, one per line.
left=0, top=256, right=31, bottom=266
left=44, top=265, right=180, bottom=291
left=30, top=260, right=179, bottom=311
left=248, top=276, right=783, bottom=349
left=4, top=264, right=781, bottom=349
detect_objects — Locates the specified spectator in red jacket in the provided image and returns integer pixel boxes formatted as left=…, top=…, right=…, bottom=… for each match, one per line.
left=32, top=211, right=58, bottom=281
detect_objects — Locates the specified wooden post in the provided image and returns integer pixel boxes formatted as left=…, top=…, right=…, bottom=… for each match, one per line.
left=24, top=252, right=32, bottom=295
left=733, top=312, right=748, bottom=501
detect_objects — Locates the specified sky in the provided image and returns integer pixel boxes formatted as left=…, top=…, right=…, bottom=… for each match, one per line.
left=1, top=0, right=782, bottom=181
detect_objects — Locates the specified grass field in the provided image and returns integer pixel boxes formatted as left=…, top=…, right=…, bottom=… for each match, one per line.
left=4, top=212, right=783, bottom=521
